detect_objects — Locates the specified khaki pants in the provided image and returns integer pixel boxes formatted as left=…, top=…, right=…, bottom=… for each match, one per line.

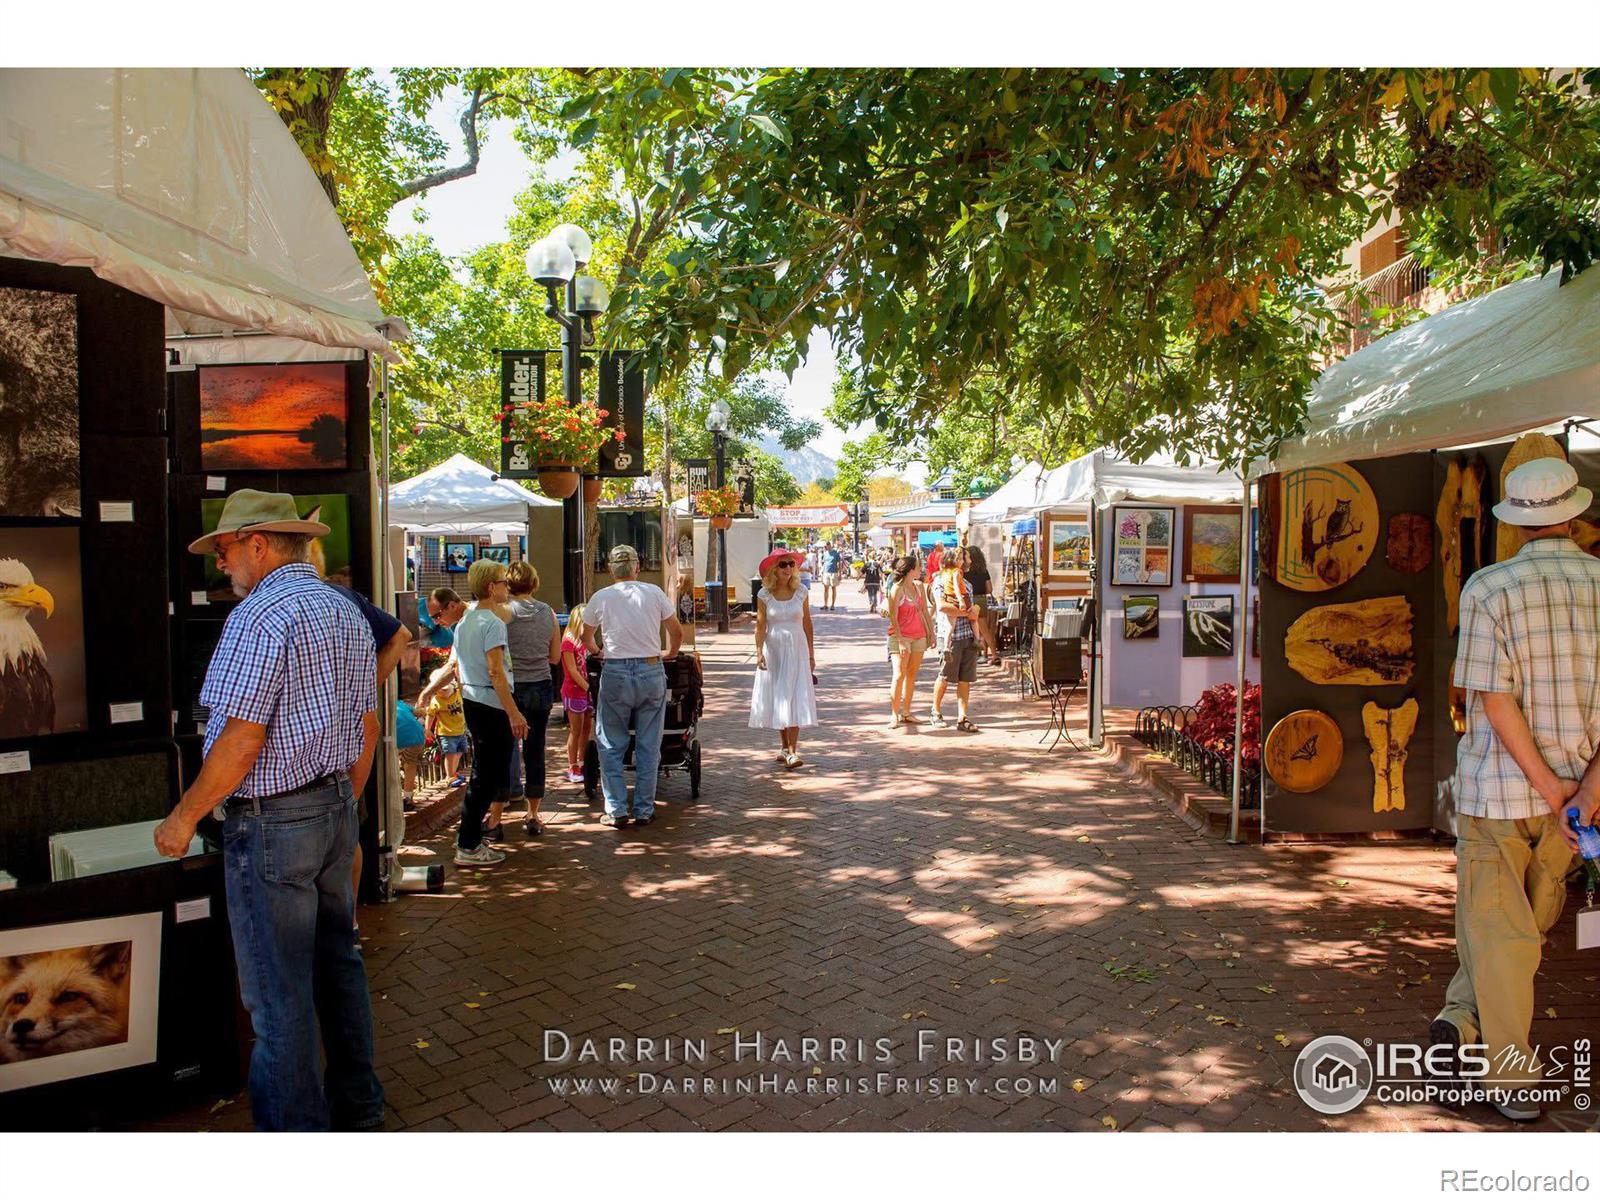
left=1436, top=813, right=1573, bottom=1084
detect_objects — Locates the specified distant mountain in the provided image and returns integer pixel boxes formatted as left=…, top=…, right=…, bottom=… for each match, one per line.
left=756, top=434, right=837, bottom=486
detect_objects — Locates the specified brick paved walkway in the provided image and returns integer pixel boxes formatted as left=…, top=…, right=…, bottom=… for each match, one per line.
left=160, top=582, right=1598, bottom=1132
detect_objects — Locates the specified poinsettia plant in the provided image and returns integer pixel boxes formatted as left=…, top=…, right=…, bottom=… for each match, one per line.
left=507, top=395, right=619, bottom=465
left=697, top=485, right=742, bottom=518
left=1184, top=681, right=1261, bottom=772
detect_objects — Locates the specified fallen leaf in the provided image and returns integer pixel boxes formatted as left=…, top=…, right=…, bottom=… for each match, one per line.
left=1274, top=1033, right=1291, bottom=1047
left=1071, top=1079, right=1089, bottom=1093
left=614, top=983, right=637, bottom=991
left=1334, top=880, right=1350, bottom=889
left=989, top=978, right=1010, bottom=985
left=412, top=1040, right=430, bottom=1050
left=464, top=1002, right=480, bottom=1009
left=811, top=1066, right=822, bottom=1076
left=961, top=904, right=972, bottom=912
left=1206, top=1014, right=1239, bottom=1027
left=716, top=1026, right=739, bottom=1034
left=1353, top=1006, right=1366, bottom=1015
left=1545, top=1007, right=1558, bottom=1019
left=1077, top=835, right=1092, bottom=843
left=478, top=991, right=489, bottom=997
left=1256, top=984, right=1277, bottom=995
left=209, top=1099, right=229, bottom=1114
left=1101, top=1115, right=1119, bottom=1130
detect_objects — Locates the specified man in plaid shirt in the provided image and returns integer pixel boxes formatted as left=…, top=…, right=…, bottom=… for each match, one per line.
left=1432, top=458, right=1597, bottom=1123
left=154, top=490, right=382, bottom=1131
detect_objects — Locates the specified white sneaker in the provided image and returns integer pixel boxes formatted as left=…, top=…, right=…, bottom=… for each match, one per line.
left=454, top=844, right=506, bottom=866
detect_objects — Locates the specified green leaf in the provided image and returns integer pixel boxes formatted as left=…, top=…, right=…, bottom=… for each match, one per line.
left=749, top=113, right=791, bottom=145
left=773, top=258, right=790, bottom=282
left=571, top=118, right=600, bottom=146
left=1488, top=68, right=1521, bottom=113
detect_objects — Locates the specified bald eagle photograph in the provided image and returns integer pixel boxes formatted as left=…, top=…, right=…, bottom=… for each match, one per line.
left=0, top=529, right=87, bottom=739
left=0, top=286, right=80, bottom=519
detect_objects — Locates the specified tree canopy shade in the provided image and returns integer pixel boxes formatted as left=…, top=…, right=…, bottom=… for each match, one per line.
left=562, top=67, right=1600, bottom=469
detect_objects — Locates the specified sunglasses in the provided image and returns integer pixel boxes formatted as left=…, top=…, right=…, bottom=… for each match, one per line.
left=777, top=562, right=795, bottom=570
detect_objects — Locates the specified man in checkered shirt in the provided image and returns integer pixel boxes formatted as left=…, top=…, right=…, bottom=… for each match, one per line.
left=153, top=490, right=383, bottom=1131
left=1431, top=458, right=1597, bottom=1123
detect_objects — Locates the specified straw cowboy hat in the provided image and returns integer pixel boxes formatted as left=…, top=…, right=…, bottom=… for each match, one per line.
left=758, top=549, right=804, bottom=575
left=1492, top=458, right=1594, bottom=528
left=187, top=489, right=331, bottom=555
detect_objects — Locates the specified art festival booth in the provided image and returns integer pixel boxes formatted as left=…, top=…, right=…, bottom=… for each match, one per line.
left=1250, top=265, right=1600, bottom=840
left=969, top=451, right=1245, bottom=742
left=0, top=68, right=403, bottom=1123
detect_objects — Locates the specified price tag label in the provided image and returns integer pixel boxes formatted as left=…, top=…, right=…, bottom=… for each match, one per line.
left=175, top=897, right=212, bottom=923
left=1578, top=905, right=1600, bottom=951
left=206, top=476, right=226, bottom=491
left=0, top=750, right=31, bottom=775
left=109, top=701, right=145, bottom=724
left=190, top=591, right=209, bottom=607
left=99, top=501, right=135, bottom=522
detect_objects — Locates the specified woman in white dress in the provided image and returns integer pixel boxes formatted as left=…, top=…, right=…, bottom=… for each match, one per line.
left=750, top=549, right=818, bottom=768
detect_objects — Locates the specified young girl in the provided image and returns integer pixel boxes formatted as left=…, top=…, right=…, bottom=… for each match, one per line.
left=560, top=604, right=594, bottom=784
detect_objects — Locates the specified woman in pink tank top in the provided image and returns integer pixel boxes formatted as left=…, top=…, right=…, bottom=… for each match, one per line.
left=885, top=554, right=934, bottom=729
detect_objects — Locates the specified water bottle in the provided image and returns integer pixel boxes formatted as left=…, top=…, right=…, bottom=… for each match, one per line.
left=1567, top=807, right=1600, bottom=862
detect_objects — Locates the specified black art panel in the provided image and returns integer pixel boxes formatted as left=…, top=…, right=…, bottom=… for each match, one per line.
left=0, top=285, right=78, bottom=517
left=1260, top=453, right=1436, bottom=835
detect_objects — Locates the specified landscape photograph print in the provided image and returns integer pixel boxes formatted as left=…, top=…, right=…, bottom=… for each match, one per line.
left=0, top=285, right=79, bottom=518
left=200, top=493, right=352, bottom=602
left=198, top=361, right=349, bottom=471
left=0, top=526, right=88, bottom=739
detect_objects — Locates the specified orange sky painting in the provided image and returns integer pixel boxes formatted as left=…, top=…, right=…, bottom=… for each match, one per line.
left=199, top=362, right=347, bottom=470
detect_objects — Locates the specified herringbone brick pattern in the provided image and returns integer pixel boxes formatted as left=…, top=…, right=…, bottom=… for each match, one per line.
left=152, top=582, right=1599, bottom=1132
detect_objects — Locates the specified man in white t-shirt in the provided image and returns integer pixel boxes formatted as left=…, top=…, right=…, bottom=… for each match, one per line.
left=582, top=544, right=684, bottom=828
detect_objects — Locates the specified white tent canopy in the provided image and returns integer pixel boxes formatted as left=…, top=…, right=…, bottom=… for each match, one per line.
left=971, top=449, right=1241, bottom=521
left=388, top=453, right=557, bottom=533
left=1258, top=267, right=1600, bottom=476
left=0, top=68, right=396, bottom=360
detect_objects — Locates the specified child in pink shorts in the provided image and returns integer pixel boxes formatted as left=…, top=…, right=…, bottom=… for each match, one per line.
left=560, top=604, right=593, bottom=783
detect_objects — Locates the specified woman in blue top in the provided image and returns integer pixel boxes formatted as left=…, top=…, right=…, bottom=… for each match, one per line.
left=451, top=560, right=527, bottom=867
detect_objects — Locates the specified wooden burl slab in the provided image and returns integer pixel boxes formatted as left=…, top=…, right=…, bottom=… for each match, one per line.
left=1285, top=595, right=1415, bottom=686
left=1386, top=512, right=1433, bottom=573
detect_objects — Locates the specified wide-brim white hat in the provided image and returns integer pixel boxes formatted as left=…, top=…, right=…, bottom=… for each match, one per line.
left=1492, top=457, right=1594, bottom=528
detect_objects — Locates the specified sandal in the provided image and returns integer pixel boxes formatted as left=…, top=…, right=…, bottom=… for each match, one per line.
left=890, top=714, right=903, bottom=729
left=524, top=819, right=545, bottom=837
left=900, top=712, right=922, bottom=725
left=957, top=718, right=980, bottom=733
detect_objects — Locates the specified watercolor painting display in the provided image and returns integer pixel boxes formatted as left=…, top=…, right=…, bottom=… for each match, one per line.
left=200, top=493, right=352, bottom=602
left=0, top=912, right=161, bottom=1094
left=1046, top=516, right=1091, bottom=577
left=1110, top=506, right=1174, bottom=587
left=0, top=526, right=88, bottom=738
left=1183, top=505, right=1243, bottom=583
left=0, top=286, right=80, bottom=518
left=199, top=362, right=349, bottom=471
left=1122, top=594, right=1159, bottom=640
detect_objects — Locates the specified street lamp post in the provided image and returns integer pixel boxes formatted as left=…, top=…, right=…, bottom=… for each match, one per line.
left=526, top=224, right=609, bottom=608
left=705, top=398, right=732, bottom=634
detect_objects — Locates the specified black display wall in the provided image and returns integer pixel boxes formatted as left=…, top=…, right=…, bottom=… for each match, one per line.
left=1259, top=453, right=1437, bottom=835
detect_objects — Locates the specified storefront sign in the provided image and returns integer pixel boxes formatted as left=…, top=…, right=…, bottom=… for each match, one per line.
left=597, top=350, right=646, bottom=477
left=731, top=458, right=757, bottom=515
left=686, top=459, right=710, bottom=513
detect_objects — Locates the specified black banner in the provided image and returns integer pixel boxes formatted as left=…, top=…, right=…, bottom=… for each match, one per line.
left=597, top=350, right=646, bottom=477
left=686, top=458, right=710, bottom=513
left=731, top=457, right=757, bottom=515
left=499, top=350, right=547, bottom=480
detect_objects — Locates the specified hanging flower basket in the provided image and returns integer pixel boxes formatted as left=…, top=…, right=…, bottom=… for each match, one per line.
left=710, top=514, right=733, bottom=530
left=583, top=475, right=604, bottom=503
left=537, top=464, right=580, bottom=499
left=698, top=484, right=742, bottom=528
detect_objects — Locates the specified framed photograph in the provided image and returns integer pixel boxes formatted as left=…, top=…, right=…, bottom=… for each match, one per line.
left=0, top=285, right=80, bottom=518
left=0, top=912, right=162, bottom=1094
left=0, top=526, right=88, bottom=738
left=443, top=542, right=476, bottom=573
left=198, top=362, right=349, bottom=471
left=1183, top=504, right=1244, bottom=583
left=1123, top=594, right=1159, bottom=640
left=479, top=545, right=511, bottom=566
left=1111, top=506, right=1175, bottom=587
left=1183, top=595, right=1235, bottom=657
left=201, top=493, right=353, bottom=602
left=1043, top=512, right=1091, bottom=581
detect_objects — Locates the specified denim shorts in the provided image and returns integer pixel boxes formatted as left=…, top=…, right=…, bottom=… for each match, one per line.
left=438, top=733, right=469, bottom=755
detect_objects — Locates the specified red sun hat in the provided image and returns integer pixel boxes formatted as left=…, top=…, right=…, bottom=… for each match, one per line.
left=759, top=550, right=804, bottom=575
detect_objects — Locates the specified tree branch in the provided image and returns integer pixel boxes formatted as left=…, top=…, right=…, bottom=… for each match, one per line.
left=399, top=86, right=497, bottom=197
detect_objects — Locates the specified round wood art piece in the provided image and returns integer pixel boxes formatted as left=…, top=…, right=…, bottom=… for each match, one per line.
left=1273, top=461, right=1379, bottom=592
left=1264, top=709, right=1344, bottom=793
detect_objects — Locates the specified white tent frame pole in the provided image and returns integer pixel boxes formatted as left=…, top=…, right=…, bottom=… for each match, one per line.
left=1228, top=474, right=1251, bottom=845
left=376, top=353, right=394, bottom=899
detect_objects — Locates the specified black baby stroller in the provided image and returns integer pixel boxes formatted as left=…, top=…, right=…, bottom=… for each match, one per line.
left=582, top=651, right=704, bottom=802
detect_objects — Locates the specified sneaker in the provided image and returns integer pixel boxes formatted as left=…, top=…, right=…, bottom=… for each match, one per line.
left=1491, top=1091, right=1542, bottom=1122
left=566, top=769, right=585, bottom=784
left=449, top=775, right=468, bottom=789
left=633, top=813, right=655, bottom=827
left=930, top=710, right=948, bottom=727
left=1427, top=1018, right=1463, bottom=1102
left=600, top=814, right=629, bottom=829
left=454, top=844, right=505, bottom=866
left=401, top=793, right=416, bottom=812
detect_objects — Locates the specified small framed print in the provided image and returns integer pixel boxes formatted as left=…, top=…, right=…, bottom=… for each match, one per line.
left=1110, top=506, right=1174, bottom=587
left=1182, top=504, right=1243, bottom=584
left=442, top=542, right=476, bottom=573
left=1042, top=512, right=1091, bottom=581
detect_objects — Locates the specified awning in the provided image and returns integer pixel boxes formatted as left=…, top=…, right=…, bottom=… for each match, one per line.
left=389, top=453, right=558, bottom=532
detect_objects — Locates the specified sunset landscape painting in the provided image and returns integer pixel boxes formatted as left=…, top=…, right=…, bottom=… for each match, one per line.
left=198, top=362, right=348, bottom=470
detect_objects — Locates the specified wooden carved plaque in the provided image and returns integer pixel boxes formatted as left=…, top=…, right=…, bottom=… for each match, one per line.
left=1363, top=698, right=1419, bottom=813
left=1285, top=595, right=1415, bottom=687
left=1437, top=457, right=1463, bottom=634
left=1386, top=513, right=1433, bottom=573
left=1273, top=461, right=1379, bottom=592
left=1496, top=433, right=1567, bottom=563
left=1264, top=709, right=1343, bottom=794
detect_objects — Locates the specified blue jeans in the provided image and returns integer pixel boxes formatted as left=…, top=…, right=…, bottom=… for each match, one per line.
left=507, top=679, right=554, bottom=800
left=222, top=777, right=384, bottom=1131
left=596, top=657, right=668, bottom=820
